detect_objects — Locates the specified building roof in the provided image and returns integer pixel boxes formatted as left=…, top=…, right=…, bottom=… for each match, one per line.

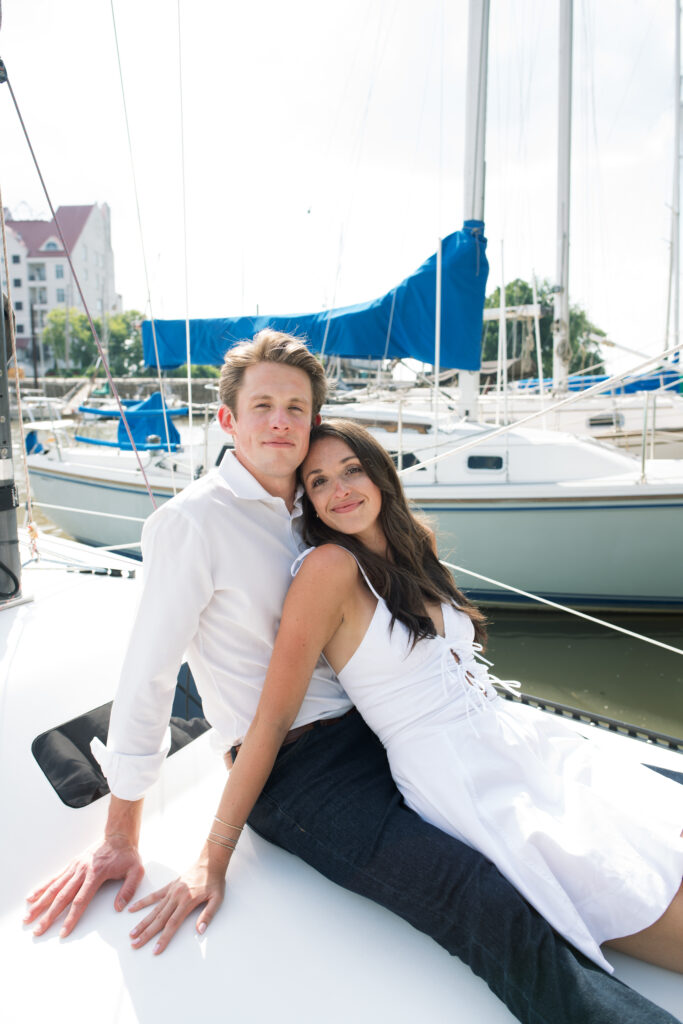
left=6, top=205, right=94, bottom=257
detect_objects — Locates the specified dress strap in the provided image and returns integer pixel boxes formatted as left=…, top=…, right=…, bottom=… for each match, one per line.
left=290, top=544, right=381, bottom=600
left=291, top=547, right=315, bottom=578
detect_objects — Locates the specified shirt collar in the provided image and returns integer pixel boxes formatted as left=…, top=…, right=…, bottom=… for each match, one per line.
left=218, top=449, right=303, bottom=517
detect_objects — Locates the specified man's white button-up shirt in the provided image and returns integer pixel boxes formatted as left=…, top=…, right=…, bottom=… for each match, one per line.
left=92, top=451, right=352, bottom=800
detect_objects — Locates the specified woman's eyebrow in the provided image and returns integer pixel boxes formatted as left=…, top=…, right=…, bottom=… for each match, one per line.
left=305, top=456, right=356, bottom=479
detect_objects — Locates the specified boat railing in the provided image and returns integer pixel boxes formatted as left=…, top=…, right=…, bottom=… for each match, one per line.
left=397, top=340, right=683, bottom=481
left=497, top=690, right=683, bottom=752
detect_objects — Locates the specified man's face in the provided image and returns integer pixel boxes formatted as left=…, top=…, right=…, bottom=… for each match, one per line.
left=218, top=361, right=315, bottom=492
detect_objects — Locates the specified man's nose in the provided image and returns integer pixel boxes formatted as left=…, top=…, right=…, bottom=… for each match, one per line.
left=270, top=406, right=290, bottom=429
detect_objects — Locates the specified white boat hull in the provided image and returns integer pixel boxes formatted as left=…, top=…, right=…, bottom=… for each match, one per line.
left=413, top=490, right=683, bottom=610
left=27, top=457, right=183, bottom=552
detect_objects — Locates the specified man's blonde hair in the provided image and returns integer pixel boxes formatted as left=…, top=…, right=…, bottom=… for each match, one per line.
left=219, top=329, right=327, bottom=419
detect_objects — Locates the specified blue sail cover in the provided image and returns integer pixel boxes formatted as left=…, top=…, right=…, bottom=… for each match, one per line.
left=142, top=222, right=488, bottom=371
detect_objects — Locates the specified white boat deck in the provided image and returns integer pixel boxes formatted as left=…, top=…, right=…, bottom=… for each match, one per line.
left=1, top=533, right=682, bottom=1022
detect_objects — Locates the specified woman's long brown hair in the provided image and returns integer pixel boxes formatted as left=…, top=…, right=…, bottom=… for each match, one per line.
left=301, top=419, right=487, bottom=647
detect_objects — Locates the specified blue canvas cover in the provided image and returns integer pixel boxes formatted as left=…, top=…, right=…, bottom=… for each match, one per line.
left=115, top=392, right=183, bottom=450
left=76, top=392, right=187, bottom=450
left=142, top=222, right=488, bottom=371
left=516, top=370, right=683, bottom=395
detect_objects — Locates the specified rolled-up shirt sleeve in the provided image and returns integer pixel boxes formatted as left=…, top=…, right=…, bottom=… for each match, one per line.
left=91, top=502, right=214, bottom=800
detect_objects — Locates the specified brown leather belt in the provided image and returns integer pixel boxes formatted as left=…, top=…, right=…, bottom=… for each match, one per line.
left=225, top=708, right=354, bottom=769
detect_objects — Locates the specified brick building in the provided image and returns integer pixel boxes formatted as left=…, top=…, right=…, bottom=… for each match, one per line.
left=1, top=203, right=121, bottom=371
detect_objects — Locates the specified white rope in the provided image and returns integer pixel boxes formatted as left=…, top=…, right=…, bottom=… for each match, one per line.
left=441, top=560, right=683, bottom=657
left=398, top=339, right=683, bottom=477
left=95, top=540, right=142, bottom=551
left=29, top=501, right=147, bottom=523
left=177, top=0, right=194, bottom=478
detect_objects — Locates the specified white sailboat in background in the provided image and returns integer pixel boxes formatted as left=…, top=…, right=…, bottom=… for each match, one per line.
left=23, top=386, right=683, bottom=610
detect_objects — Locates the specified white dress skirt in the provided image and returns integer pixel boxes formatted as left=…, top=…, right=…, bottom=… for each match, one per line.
left=294, top=550, right=683, bottom=973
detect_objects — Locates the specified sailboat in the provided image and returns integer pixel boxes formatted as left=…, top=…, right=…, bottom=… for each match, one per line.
left=463, top=0, right=683, bottom=455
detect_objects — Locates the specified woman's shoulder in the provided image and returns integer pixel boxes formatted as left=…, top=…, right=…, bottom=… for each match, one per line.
left=295, top=543, right=359, bottom=579
left=288, top=545, right=361, bottom=612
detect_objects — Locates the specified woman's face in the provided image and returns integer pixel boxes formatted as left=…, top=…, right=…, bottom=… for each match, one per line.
left=302, top=437, right=384, bottom=547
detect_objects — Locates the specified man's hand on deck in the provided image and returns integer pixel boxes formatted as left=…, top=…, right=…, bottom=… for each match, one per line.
left=24, top=833, right=144, bottom=937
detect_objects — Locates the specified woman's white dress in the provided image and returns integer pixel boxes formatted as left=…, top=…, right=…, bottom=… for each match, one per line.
left=294, top=549, right=683, bottom=972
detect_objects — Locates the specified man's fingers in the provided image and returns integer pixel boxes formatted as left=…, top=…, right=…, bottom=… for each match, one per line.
left=25, top=879, right=57, bottom=904
left=25, top=863, right=75, bottom=904
left=115, top=862, right=145, bottom=911
left=31, top=875, right=83, bottom=936
left=58, top=872, right=108, bottom=937
left=23, top=867, right=81, bottom=925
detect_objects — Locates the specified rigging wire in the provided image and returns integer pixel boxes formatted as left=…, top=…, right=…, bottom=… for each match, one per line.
left=603, top=4, right=658, bottom=147
left=0, top=61, right=158, bottom=509
left=441, top=560, right=683, bottom=658
left=177, top=0, right=194, bottom=477
left=109, top=0, right=178, bottom=495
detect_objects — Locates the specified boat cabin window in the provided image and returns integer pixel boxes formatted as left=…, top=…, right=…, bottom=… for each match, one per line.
left=467, top=455, right=504, bottom=471
left=343, top=417, right=430, bottom=435
left=31, top=664, right=209, bottom=808
left=587, top=413, right=625, bottom=428
left=388, top=450, right=423, bottom=470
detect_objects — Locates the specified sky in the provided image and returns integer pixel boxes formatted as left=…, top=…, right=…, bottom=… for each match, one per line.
left=0, top=0, right=679, bottom=374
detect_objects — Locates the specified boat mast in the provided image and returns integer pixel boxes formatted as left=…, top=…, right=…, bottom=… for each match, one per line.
left=552, top=0, right=573, bottom=392
left=673, top=0, right=681, bottom=358
left=458, top=0, right=490, bottom=421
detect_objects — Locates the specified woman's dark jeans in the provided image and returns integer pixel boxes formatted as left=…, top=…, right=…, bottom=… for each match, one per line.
left=245, top=710, right=680, bottom=1024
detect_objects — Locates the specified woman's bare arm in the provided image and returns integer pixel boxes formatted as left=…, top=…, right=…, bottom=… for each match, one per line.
left=128, top=546, right=358, bottom=953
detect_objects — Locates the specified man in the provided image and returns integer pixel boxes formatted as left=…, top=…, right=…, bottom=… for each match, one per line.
left=24, top=331, right=680, bottom=1024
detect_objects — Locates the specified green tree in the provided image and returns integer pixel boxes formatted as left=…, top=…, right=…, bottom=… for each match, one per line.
left=42, top=308, right=151, bottom=376
left=482, top=278, right=606, bottom=379
left=105, top=311, right=147, bottom=376
left=42, top=307, right=97, bottom=373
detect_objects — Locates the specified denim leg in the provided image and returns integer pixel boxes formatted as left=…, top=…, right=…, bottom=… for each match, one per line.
left=247, top=712, right=680, bottom=1024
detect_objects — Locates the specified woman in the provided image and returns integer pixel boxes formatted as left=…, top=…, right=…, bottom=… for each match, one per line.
left=130, top=420, right=683, bottom=973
